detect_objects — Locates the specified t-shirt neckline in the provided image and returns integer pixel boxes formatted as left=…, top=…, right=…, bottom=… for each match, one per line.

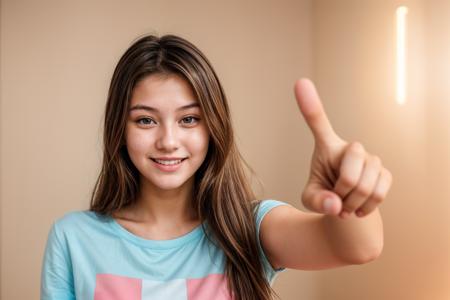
left=108, top=216, right=205, bottom=249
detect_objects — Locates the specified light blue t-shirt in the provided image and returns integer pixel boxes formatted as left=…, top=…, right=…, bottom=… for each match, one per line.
left=40, top=199, right=291, bottom=300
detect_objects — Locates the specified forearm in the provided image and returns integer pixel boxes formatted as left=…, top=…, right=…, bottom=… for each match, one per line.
left=322, top=207, right=384, bottom=264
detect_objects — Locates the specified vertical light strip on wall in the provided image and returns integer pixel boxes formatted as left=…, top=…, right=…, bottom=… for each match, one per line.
left=396, top=6, right=408, bottom=105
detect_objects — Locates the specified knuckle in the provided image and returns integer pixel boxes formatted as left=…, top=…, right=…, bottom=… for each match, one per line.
left=357, top=184, right=372, bottom=198
left=372, top=155, right=382, bottom=166
left=371, top=193, right=384, bottom=204
left=339, top=175, right=358, bottom=189
left=350, top=141, right=365, bottom=154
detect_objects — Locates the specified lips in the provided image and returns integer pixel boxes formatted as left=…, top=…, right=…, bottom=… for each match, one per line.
left=150, top=158, right=187, bottom=163
left=151, top=157, right=187, bottom=161
left=150, top=157, right=186, bottom=172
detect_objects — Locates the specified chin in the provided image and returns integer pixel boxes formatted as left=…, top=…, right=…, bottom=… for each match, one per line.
left=145, top=175, right=193, bottom=191
left=153, top=182, right=186, bottom=191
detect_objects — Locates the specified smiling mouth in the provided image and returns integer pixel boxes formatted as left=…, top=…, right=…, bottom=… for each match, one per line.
left=150, top=158, right=187, bottom=165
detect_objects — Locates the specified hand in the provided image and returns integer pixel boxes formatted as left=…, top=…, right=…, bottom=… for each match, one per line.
left=294, top=78, right=393, bottom=219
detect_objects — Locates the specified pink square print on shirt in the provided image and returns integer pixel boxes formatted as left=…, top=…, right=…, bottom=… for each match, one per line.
left=94, top=273, right=233, bottom=300
left=94, top=273, right=142, bottom=300
left=186, top=273, right=233, bottom=300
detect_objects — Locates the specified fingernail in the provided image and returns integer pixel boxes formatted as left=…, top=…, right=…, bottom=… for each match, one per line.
left=323, top=198, right=335, bottom=214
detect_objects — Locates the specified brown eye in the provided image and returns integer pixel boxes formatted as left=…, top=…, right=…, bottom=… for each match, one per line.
left=136, top=118, right=155, bottom=125
left=181, top=116, right=200, bottom=125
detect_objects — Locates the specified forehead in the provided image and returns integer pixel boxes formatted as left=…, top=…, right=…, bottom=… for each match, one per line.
left=129, top=74, right=199, bottom=110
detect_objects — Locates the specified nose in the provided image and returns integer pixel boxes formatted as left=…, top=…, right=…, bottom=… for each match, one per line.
left=155, top=124, right=179, bottom=151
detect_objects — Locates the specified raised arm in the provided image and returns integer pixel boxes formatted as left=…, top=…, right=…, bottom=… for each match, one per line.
left=259, top=78, right=392, bottom=270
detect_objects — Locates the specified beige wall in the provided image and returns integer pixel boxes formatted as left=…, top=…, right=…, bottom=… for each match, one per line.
left=1, top=0, right=449, bottom=299
left=311, top=0, right=449, bottom=299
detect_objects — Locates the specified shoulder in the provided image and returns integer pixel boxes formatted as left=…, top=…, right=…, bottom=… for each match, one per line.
left=50, top=210, right=107, bottom=237
left=54, top=210, right=93, bottom=226
left=253, top=199, right=292, bottom=210
left=253, top=199, right=293, bottom=224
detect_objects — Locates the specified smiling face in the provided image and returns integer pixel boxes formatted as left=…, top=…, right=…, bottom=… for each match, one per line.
left=125, top=73, right=210, bottom=194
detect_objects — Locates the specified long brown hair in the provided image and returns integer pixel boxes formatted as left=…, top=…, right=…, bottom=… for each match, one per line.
left=90, top=34, right=280, bottom=300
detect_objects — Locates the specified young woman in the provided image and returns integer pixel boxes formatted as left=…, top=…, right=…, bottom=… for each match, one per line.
left=41, top=34, right=392, bottom=300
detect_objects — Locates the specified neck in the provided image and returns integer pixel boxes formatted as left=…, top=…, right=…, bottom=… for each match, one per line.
left=132, top=175, right=198, bottom=226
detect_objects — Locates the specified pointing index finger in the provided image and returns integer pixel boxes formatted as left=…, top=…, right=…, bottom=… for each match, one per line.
left=294, top=78, right=338, bottom=145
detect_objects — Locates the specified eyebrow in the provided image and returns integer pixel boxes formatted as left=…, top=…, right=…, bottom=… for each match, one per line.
left=128, top=102, right=200, bottom=113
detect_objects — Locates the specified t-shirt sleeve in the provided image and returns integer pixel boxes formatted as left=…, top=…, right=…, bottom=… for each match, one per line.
left=255, top=199, right=292, bottom=283
left=40, top=221, right=75, bottom=300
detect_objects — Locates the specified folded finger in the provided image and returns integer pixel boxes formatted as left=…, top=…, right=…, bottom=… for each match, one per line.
left=341, top=155, right=382, bottom=216
left=356, top=167, right=393, bottom=217
left=333, top=142, right=366, bottom=200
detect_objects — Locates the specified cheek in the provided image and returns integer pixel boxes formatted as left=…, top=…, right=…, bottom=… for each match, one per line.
left=125, top=128, right=151, bottom=155
left=189, top=129, right=210, bottom=154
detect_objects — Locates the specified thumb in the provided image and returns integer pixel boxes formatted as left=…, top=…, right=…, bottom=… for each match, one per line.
left=302, top=183, right=342, bottom=215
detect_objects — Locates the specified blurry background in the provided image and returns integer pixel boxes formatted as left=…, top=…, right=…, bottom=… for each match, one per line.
left=1, top=0, right=449, bottom=299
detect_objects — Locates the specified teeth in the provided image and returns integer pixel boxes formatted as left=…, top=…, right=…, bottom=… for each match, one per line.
left=154, top=159, right=182, bottom=165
